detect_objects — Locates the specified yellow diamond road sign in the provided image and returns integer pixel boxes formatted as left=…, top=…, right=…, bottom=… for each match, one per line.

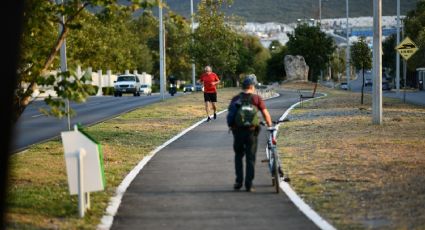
left=396, top=37, right=419, bottom=61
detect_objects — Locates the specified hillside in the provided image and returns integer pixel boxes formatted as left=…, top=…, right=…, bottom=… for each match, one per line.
left=165, top=0, right=419, bottom=23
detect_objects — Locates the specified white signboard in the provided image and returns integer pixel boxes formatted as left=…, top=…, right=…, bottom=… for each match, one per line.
left=61, top=128, right=105, bottom=195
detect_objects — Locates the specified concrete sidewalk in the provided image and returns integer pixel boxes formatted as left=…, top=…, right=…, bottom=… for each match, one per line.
left=109, top=91, right=321, bottom=230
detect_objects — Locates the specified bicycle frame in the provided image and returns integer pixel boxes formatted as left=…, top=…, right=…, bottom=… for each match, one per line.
left=261, top=119, right=290, bottom=193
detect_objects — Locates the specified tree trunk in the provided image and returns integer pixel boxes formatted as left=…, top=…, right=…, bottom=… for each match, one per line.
left=12, top=26, right=69, bottom=123
left=361, top=68, right=365, bottom=105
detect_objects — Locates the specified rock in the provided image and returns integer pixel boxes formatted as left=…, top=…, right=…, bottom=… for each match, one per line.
left=284, top=55, right=309, bottom=81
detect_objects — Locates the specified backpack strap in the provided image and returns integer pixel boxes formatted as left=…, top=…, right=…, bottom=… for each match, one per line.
left=240, top=92, right=253, bottom=103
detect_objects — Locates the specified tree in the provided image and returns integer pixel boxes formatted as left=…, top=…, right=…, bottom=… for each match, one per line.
left=15, top=0, right=155, bottom=123
left=351, top=37, right=372, bottom=104
left=268, top=40, right=283, bottom=53
left=404, top=1, right=425, bottom=72
left=330, top=47, right=346, bottom=82
left=163, top=12, right=192, bottom=81
left=286, top=23, right=336, bottom=82
left=191, top=0, right=239, bottom=78
left=235, top=34, right=270, bottom=84
left=382, top=34, right=397, bottom=77
left=266, top=46, right=288, bottom=83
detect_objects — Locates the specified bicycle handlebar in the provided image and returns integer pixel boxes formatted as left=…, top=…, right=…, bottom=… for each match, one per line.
left=259, top=117, right=289, bottom=127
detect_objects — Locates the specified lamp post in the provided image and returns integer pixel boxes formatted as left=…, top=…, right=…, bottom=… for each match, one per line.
left=372, top=0, right=382, bottom=124
left=190, top=0, right=196, bottom=90
left=56, top=0, right=71, bottom=130
left=345, top=0, right=350, bottom=89
left=159, top=0, right=165, bottom=100
left=319, top=0, right=321, bottom=24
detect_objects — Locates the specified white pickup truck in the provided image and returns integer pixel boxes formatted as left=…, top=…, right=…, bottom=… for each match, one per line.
left=113, top=74, right=141, bottom=97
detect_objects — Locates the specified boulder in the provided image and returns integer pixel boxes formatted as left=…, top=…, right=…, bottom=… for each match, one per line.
left=284, top=55, right=309, bottom=81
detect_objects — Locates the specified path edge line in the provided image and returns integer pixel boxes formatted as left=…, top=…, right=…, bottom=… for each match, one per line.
left=277, top=94, right=337, bottom=230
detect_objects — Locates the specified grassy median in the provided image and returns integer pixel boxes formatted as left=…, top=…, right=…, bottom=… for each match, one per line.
left=6, top=88, right=241, bottom=229
left=279, top=82, right=425, bottom=229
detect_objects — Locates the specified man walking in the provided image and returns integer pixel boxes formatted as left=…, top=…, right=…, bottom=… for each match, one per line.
left=227, top=76, right=272, bottom=192
left=198, top=66, right=220, bottom=122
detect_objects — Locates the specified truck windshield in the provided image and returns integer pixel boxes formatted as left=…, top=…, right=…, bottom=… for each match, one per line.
left=117, top=76, right=135, bottom=81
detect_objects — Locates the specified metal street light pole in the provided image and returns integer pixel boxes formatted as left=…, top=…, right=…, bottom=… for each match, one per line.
left=346, top=0, right=350, bottom=89
left=159, top=0, right=165, bottom=100
left=318, top=0, right=321, bottom=24
left=396, top=0, right=401, bottom=95
left=372, top=0, right=382, bottom=124
left=191, top=0, right=196, bottom=90
left=56, top=0, right=71, bottom=130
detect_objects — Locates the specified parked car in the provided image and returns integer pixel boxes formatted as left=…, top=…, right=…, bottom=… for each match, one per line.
left=183, top=84, right=194, bottom=93
left=364, top=78, right=372, bottom=87
left=195, top=83, right=204, bottom=91
left=382, top=81, right=391, bottom=91
left=140, top=84, right=152, bottom=95
left=340, top=82, right=348, bottom=90
left=113, top=74, right=141, bottom=97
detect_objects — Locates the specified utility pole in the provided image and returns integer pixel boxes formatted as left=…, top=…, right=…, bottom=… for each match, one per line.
left=396, top=0, right=401, bottom=95
left=56, top=0, right=71, bottom=130
left=372, top=0, right=382, bottom=124
left=191, top=0, right=196, bottom=90
left=346, top=0, right=350, bottom=90
left=159, top=0, right=165, bottom=100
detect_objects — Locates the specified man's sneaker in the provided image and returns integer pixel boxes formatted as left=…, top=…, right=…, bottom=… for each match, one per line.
left=246, top=186, right=256, bottom=192
left=233, top=183, right=242, bottom=190
left=279, top=168, right=284, bottom=178
left=206, top=116, right=211, bottom=122
left=213, top=113, right=217, bottom=120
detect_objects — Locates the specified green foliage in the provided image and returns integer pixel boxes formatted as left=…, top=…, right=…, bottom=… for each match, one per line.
left=350, top=37, right=372, bottom=71
left=330, top=48, right=346, bottom=82
left=268, top=40, right=283, bottom=53
left=235, top=34, right=270, bottom=84
left=350, top=37, right=372, bottom=104
left=404, top=1, right=425, bottom=71
left=286, top=24, right=336, bottom=82
left=191, top=0, right=240, bottom=77
left=382, top=34, right=397, bottom=76
left=14, top=0, right=157, bottom=123
left=266, top=46, right=288, bottom=83
left=38, top=71, right=96, bottom=118
left=102, top=87, right=114, bottom=95
left=164, top=12, right=192, bottom=81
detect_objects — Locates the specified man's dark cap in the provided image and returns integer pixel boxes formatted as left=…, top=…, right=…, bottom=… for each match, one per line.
left=242, top=76, right=257, bottom=88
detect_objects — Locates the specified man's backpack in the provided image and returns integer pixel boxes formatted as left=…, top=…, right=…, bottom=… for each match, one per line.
left=228, top=93, right=259, bottom=128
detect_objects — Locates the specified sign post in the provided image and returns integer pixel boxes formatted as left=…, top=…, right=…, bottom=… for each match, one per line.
left=395, top=37, right=419, bottom=102
left=61, top=125, right=105, bottom=218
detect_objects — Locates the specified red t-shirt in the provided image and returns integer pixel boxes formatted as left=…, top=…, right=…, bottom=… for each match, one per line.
left=200, top=72, right=220, bottom=93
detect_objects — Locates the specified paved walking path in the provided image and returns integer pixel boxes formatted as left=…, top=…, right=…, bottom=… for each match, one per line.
left=109, top=91, right=321, bottom=230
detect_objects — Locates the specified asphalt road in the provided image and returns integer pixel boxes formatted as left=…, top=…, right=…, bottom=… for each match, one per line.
left=110, top=91, right=320, bottom=230
left=12, top=93, right=180, bottom=153
left=344, top=74, right=425, bottom=106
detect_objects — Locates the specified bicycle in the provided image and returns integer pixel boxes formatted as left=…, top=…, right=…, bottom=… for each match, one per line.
left=260, top=119, right=290, bottom=193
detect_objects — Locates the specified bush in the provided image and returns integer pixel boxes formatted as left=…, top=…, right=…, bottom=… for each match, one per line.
left=102, top=87, right=114, bottom=95
left=89, top=85, right=99, bottom=96
left=151, top=84, right=159, bottom=93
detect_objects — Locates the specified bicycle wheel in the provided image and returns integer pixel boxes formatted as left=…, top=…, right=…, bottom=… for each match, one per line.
left=272, top=151, right=280, bottom=193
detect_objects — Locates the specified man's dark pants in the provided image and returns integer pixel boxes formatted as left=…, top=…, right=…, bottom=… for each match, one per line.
left=232, top=127, right=259, bottom=189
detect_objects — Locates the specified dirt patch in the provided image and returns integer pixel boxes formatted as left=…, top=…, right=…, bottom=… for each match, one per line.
left=279, top=82, right=425, bottom=229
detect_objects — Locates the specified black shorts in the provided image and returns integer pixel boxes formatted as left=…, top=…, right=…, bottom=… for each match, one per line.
left=204, top=92, right=217, bottom=102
